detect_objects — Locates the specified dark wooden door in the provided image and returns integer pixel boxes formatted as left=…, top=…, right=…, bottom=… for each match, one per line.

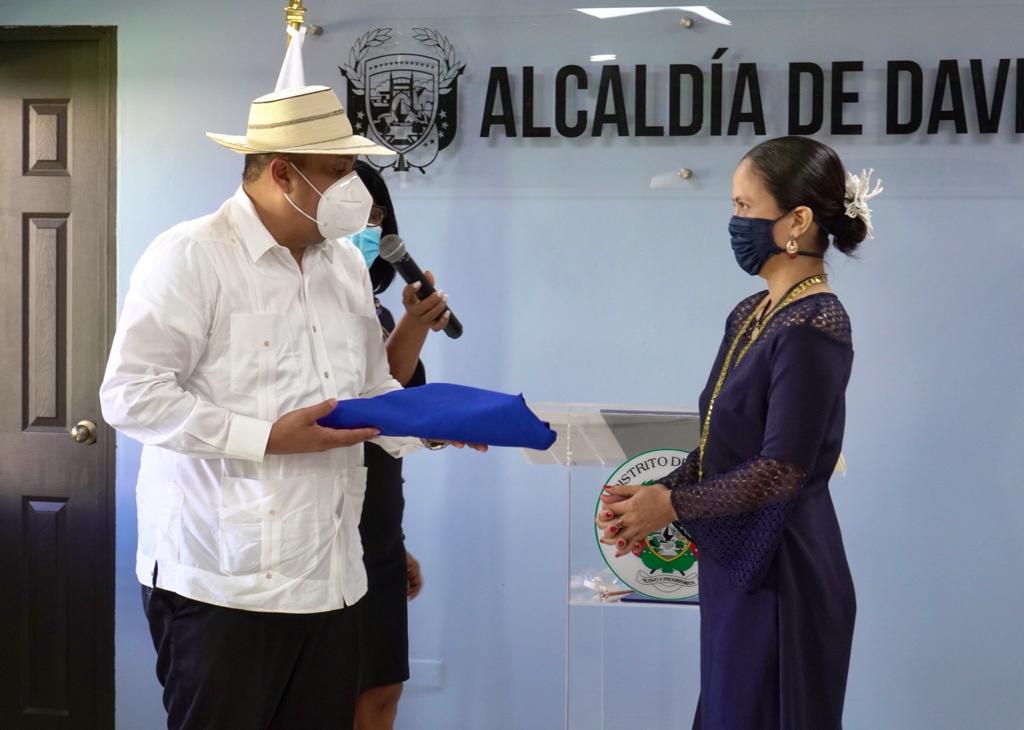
left=0, top=27, right=116, bottom=730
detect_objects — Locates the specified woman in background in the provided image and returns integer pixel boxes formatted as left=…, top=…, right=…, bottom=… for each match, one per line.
left=598, top=136, right=879, bottom=729
left=350, top=160, right=451, bottom=730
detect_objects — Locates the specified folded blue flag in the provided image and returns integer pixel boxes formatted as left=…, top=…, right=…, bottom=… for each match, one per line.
left=317, top=383, right=557, bottom=451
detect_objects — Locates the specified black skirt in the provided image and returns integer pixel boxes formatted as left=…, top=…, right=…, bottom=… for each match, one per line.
left=356, top=442, right=411, bottom=691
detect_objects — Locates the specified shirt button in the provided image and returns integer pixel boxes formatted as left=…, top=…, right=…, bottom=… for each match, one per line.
left=312, top=325, right=318, bottom=333
left=265, top=573, right=272, bottom=579
left=324, top=371, right=330, bottom=378
left=263, top=340, right=271, bottom=347
left=269, top=509, right=276, bottom=516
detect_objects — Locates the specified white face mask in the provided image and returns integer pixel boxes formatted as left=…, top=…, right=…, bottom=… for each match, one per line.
left=284, top=163, right=372, bottom=240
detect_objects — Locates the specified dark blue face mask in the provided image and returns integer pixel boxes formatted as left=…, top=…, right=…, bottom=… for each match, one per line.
left=728, top=214, right=786, bottom=276
left=728, top=213, right=824, bottom=276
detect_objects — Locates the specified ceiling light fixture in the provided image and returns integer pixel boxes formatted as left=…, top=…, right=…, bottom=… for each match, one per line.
left=576, top=6, right=732, bottom=26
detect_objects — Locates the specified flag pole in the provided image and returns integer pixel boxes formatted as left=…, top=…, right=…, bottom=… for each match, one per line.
left=284, top=1, right=322, bottom=45
left=284, top=1, right=306, bottom=45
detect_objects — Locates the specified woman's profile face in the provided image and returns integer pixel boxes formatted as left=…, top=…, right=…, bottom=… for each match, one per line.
left=731, top=158, right=786, bottom=221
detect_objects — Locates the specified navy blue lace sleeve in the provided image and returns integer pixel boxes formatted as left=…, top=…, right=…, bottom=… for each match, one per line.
left=662, top=448, right=701, bottom=490
left=662, top=449, right=702, bottom=540
left=669, top=321, right=851, bottom=591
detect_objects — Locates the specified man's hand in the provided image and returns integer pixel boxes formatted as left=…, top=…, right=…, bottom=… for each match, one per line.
left=266, top=399, right=380, bottom=455
left=401, top=271, right=450, bottom=333
left=440, top=440, right=488, bottom=453
left=406, top=550, right=423, bottom=600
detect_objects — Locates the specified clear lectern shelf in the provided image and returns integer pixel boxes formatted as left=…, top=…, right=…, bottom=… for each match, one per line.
left=523, top=403, right=703, bottom=607
left=524, top=402, right=701, bottom=468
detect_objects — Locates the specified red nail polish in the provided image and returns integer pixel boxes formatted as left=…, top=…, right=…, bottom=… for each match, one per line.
left=604, top=510, right=613, bottom=519
left=609, top=525, right=618, bottom=534
left=616, top=538, right=625, bottom=547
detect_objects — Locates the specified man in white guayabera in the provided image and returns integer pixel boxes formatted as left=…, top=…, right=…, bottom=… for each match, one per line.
left=100, top=85, right=475, bottom=730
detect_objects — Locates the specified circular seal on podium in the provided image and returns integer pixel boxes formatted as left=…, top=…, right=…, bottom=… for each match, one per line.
left=595, top=449, right=699, bottom=601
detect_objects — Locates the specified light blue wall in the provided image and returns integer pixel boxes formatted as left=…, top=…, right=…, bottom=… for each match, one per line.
left=3, top=1, right=1023, bottom=728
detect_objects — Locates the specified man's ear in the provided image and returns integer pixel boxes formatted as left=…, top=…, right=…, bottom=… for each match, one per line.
left=269, top=156, right=296, bottom=193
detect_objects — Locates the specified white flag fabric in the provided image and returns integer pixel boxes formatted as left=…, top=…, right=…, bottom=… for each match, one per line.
left=275, top=25, right=308, bottom=91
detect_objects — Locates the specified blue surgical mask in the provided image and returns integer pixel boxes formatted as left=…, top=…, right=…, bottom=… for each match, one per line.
left=350, top=227, right=381, bottom=268
left=728, top=214, right=786, bottom=276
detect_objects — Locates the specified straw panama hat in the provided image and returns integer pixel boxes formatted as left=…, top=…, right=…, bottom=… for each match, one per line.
left=206, top=85, right=396, bottom=156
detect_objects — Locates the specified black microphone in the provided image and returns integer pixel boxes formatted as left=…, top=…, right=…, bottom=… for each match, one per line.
left=379, top=234, right=463, bottom=339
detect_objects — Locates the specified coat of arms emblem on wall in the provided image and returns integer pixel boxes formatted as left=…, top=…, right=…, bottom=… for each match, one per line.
left=339, top=27, right=466, bottom=174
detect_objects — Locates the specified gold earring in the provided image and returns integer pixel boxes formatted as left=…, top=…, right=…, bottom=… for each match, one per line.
left=786, top=237, right=799, bottom=258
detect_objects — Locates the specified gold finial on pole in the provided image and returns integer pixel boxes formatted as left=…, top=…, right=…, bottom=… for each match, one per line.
left=285, top=0, right=307, bottom=44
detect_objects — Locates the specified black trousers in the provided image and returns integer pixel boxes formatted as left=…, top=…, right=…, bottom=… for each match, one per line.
left=142, top=583, right=359, bottom=730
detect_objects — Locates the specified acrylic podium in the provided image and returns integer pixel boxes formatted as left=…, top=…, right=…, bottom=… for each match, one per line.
left=523, top=403, right=703, bottom=729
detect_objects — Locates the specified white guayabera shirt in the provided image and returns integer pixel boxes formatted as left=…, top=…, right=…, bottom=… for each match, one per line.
left=100, top=187, right=419, bottom=613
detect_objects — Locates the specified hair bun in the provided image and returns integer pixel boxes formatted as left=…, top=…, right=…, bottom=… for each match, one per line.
left=830, top=214, right=868, bottom=256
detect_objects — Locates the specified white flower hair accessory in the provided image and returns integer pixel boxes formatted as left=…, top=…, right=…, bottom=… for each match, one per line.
left=844, top=168, right=884, bottom=239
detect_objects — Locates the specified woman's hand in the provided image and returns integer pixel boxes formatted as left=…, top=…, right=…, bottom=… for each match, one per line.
left=595, top=484, right=677, bottom=558
left=386, top=270, right=447, bottom=384
left=406, top=550, right=423, bottom=600
left=401, top=271, right=450, bottom=333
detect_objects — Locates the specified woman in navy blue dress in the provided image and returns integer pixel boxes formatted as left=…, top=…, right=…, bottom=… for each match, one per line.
left=598, top=136, right=881, bottom=729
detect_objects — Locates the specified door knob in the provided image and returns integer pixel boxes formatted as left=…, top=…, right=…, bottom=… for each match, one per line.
left=70, top=419, right=98, bottom=445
